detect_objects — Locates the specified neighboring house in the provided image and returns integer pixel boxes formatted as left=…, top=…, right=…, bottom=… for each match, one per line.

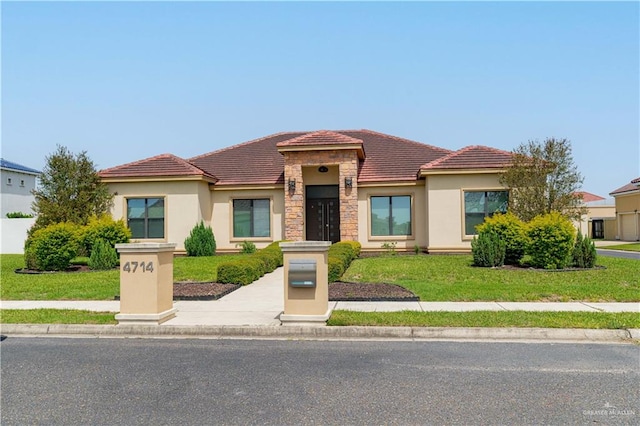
left=573, top=191, right=616, bottom=240
left=99, top=129, right=514, bottom=253
left=610, top=177, right=640, bottom=241
left=0, top=158, right=40, bottom=217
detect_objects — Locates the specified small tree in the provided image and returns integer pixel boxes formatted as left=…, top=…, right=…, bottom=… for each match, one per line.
left=500, top=138, right=586, bottom=222
left=32, top=145, right=113, bottom=228
left=184, top=221, right=216, bottom=256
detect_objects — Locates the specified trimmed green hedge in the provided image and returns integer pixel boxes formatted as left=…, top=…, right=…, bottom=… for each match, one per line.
left=328, top=241, right=361, bottom=282
left=216, top=240, right=361, bottom=285
left=216, top=241, right=284, bottom=285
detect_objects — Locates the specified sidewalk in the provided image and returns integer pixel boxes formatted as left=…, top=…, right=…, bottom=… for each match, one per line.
left=2, top=267, right=638, bottom=327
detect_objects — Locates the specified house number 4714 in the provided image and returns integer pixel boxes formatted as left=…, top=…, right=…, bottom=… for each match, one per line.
left=122, top=261, right=154, bottom=273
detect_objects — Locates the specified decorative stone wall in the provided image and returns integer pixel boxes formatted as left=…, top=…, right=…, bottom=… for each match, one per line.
left=283, top=150, right=359, bottom=242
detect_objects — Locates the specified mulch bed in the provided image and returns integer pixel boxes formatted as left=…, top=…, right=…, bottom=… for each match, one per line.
left=171, top=281, right=418, bottom=301
left=329, top=282, right=419, bottom=301
left=172, top=282, right=240, bottom=301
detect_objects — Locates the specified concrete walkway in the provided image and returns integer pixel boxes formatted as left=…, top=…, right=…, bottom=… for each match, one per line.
left=2, top=267, right=638, bottom=326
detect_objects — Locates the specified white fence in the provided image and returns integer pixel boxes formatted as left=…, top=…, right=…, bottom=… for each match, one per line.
left=0, top=218, right=35, bottom=254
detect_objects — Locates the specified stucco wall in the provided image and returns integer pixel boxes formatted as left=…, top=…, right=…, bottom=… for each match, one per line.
left=106, top=180, right=211, bottom=252
left=614, top=192, right=640, bottom=241
left=356, top=183, right=426, bottom=251
left=425, top=173, right=505, bottom=252
left=0, top=218, right=36, bottom=254
left=211, top=187, right=285, bottom=252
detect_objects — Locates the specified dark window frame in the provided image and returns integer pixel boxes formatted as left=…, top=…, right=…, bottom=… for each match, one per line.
left=232, top=198, right=271, bottom=239
left=126, top=197, right=165, bottom=239
left=463, top=190, right=509, bottom=236
left=370, top=195, right=412, bottom=237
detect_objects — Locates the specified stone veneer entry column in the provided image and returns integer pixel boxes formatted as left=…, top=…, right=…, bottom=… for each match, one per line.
left=282, top=150, right=359, bottom=241
left=279, top=241, right=332, bottom=326
left=115, top=243, right=177, bottom=325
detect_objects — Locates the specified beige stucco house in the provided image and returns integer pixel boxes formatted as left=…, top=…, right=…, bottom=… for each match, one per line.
left=573, top=191, right=616, bottom=240
left=610, top=177, right=640, bottom=241
left=99, top=130, right=514, bottom=253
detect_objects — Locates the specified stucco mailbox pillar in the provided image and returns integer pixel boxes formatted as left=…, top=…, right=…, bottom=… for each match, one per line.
left=115, top=243, right=177, bottom=325
left=279, top=241, right=332, bottom=326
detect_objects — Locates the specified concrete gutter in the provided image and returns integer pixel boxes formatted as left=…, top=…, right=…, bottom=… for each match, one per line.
left=1, top=324, right=637, bottom=343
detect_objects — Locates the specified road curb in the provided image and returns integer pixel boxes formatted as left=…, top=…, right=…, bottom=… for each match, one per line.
left=0, top=324, right=634, bottom=342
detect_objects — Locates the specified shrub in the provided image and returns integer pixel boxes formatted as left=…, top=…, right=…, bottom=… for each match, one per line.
left=217, top=242, right=284, bottom=285
left=253, top=250, right=280, bottom=272
left=526, top=211, right=575, bottom=269
left=217, top=258, right=265, bottom=285
left=476, top=212, right=526, bottom=265
left=79, top=215, right=130, bottom=256
left=184, top=221, right=216, bottom=256
left=237, top=240, right=257, bottom=254
left=327, top=241, right=360, bottom=281
left=341, top=241, right=362, bottom=257
left=24, top=222, right=79, bottom=271
left=88, top=239, right=118, bottom=270
left=6, top=212, right=33, bottom=218
left=572, top=232, right=597, bottom=268
left=381, top=241, right=397, bottom=256
left=471, top=229, right=506, bottom=267
left=328, top=256, right=346, bottom=283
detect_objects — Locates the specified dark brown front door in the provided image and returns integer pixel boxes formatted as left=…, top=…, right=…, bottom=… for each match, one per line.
left=306, top=185, right=340, bottom=243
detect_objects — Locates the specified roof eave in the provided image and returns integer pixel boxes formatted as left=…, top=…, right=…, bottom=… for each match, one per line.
left=100, top=175, right=218, bottom=184
left=277, top=143, right=365, bottom=159
left=419, top=167, right=507, bottom=177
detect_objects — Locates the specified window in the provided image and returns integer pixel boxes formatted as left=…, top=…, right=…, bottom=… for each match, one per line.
left=464, top=191, right=508, bottom=235
left=127, top=198, right=165, bottom=239
left=371, top=195, right=411, bottom=236
left=20, top=180, right=25, bottom=187
left=233, top=199, right=270, bottom=238
left=6, top=178, right=11, bottom=185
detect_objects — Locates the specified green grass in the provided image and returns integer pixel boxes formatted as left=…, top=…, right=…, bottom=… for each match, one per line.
left=1, top=254, right=120, bottom=300
left=600, top=243, right=640, bottom=252
left=173, top=254, right=246, bottom=282
left=342, top=255, right=640, bottom=302
left=0, top=309, right=117, bottom=324
left=0, top=253, right=247, bottom=300
left=328, top=310, right=640, bottom=329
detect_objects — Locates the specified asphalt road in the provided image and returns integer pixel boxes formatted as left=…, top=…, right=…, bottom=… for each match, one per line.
left=1, top=338, right=638, bottom=425
left=597, top=248, right=640, bottom=260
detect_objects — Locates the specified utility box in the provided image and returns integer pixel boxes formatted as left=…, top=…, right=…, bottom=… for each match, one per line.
left=289, top=259, right=317, bottom=287
left=280, top=241, right=331, bottom=326
left=114, top=243, right=177, bottom=325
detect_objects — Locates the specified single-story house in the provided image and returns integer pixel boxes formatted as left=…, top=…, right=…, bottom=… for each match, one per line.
left=99, top=129, right=515, bottom=253
left=610, top=177, right=640, bottom=241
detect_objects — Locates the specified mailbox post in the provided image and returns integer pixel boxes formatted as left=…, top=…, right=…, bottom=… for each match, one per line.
left=115, top=242, right=177, bottom=325
left=280, top=241, right=331, bottom=326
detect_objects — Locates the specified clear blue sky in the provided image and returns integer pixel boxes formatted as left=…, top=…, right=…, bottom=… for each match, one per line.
left=2, top=1, right=638, bottom=197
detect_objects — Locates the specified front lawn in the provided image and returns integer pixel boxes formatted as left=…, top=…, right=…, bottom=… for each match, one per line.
left=1, top=254, right=246, bottom=300
left=342, top=255, right=640, bottom=302
left=0, top=309, right=117, bottom=324
left=600, top=243, right=640, bottom=252
left=328, top=310, right=640, bottom=329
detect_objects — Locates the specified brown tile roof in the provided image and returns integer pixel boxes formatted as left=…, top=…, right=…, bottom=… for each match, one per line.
left=99, top=153, right=216, bottom=180
left=190, top=129, right=454, bottom=185
left=610, top=177, right=640, bottom=196
left=574, top=191, right=605, bottom=203
left=101, top=130, right=515, bottom=186
left=276, top=130, right=364, bottom=148
left=420, top=145, right=513, bottom=171
left=339, top=130, right=451, bottom=182
left=189, top=132, right=304, bottom=185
